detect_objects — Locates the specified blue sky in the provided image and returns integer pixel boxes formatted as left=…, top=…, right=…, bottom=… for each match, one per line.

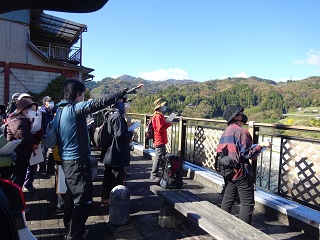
left=47, top=0, right=320, bottom=82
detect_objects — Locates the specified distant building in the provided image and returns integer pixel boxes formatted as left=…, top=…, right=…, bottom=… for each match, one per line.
left=0, top=10, right=94, bottom=104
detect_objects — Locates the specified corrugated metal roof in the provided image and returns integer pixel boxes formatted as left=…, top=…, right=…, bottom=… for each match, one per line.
left=29, top=10, right=87, bottom=47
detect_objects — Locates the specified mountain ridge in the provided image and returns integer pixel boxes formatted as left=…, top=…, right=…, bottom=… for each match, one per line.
left=86, top=75, right=320, bottom=124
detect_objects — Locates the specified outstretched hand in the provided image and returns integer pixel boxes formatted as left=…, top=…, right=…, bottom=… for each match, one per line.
left=126, top=84, right=144, bottom=94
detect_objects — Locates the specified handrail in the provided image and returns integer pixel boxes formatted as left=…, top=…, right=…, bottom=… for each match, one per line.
left=125, top=112, right=320, bottom=211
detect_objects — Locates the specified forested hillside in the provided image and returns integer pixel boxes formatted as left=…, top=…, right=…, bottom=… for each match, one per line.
left=86, top=75, right=320, bottom=124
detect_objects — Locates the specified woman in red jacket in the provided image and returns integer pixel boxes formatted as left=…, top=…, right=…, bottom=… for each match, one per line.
left=150, top=98, right=172, bottom=180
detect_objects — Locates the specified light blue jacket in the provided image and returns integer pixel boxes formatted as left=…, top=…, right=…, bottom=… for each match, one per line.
left=56, top=91, right=123, bottom=161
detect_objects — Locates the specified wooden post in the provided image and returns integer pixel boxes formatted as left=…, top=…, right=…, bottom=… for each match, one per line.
left=248, top=121, right=259, bottom=183
left=178, top=117, right=187, bottom=161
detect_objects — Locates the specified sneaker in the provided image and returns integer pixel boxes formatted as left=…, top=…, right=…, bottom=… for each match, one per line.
left=23, top=185, right=36, bottom=193
left=100, top=198, right=110, bottom=207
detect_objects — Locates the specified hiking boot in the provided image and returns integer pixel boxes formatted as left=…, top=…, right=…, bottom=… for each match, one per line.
left=65, top=229, right=90, bottom=240
left=46, top=169, right=55, bottom=175
left=150, top=176, right=160, bottom=182
left=23, top=185, right=36, bottom=193
left=82, top=229, right=90, bottom=240
left=100, top=198, right=110, bottom=207
left=56, top=206, right=64, bottom=214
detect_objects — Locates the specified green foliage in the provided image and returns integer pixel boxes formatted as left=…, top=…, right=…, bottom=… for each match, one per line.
left=31, top=75, right=66, bottom=103
left=88, top=75, right=320, bottom=125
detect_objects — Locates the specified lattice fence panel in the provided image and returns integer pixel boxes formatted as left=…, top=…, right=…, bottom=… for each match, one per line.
left=280, top=138, right=320, bottom=208
left=166, top=127, right=172, bottom=154
left=130, top=118, right=141, bottom=142
left=193, top=126, right=223, bottom=170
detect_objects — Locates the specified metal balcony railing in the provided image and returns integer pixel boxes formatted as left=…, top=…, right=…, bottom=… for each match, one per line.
left=123, top=113, right=320, bottom=211
left=37, top=43, right=81, bottom=65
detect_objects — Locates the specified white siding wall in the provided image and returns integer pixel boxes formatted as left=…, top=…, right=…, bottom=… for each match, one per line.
left=0, top=68, right=4, bottom=104
left=0, top=16, right=87, bottom=103
left=0, top=19, right=28, bottom=64
left=10, top=69, right=61, bottom=94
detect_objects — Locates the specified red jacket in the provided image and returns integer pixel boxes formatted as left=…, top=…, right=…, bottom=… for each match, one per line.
left=152, top=111, right=171, bottom=146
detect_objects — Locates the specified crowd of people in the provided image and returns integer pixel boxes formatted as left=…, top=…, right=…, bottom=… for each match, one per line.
left=0, top=80, right=144, bottom=240
left=0, top=92, right=56, bottom=191
left=0, top=80, right=272, bottom=240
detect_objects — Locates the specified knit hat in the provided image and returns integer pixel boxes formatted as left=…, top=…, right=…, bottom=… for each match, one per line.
left=222, top=105, right=244, bottom=124
left=154, top=98, right=167, bottom=110
left=16, top=98, right=38, bottom=113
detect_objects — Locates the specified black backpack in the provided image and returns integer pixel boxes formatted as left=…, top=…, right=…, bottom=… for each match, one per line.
left=145, top=117, right=154, bottom=140
left=93, top=109, right=115, bottom=148
left=214, top=153, right=239, bottom=178
left=159, top=154, right=183, bottom=189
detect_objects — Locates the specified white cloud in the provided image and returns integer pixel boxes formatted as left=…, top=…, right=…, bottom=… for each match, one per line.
left=219, top=72, right=248, bottom=79
left=235, top=72, right=248, bottom=78
left=295, top=49, right=320, bottom=66
left=138, top=68, right=189, bottom=81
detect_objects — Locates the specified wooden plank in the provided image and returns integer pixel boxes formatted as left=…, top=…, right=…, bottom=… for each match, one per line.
left=173, top=201, right=273, bottom=240
left=150, top=185, right=275, bottom=240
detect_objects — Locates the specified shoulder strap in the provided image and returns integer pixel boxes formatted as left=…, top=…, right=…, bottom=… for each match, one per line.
left=3, top=118, right=18, bottom=127
left=55, top=105, right=68, bottom=138
left=1, top=118, right=18, bottom=131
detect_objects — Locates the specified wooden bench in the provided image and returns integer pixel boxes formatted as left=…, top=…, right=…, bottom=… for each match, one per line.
left=150, top=185, right=274, bottom=240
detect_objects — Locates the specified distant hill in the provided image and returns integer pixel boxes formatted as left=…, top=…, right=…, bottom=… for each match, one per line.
left=85, top=75, right=320, bottom=124
left=86, top=74, right=197, bottom=97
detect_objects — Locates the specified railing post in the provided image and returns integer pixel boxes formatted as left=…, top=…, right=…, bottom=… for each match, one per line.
left=178, top=117, right=187, bottom=161
left=143, top=114, right=148, bottom=149
left=248, top=121, right=259, bottom=183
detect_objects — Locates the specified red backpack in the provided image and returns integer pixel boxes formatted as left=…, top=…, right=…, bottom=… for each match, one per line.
left=145, top=116, right=154, bottom=140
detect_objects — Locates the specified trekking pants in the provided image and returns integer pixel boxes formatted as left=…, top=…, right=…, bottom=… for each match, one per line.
left=62, top=158, right=93, bottom=239
left=221, top=174, right=255, bottom=224
left=150, top=144, right=166, bottom=179
left=101, top=165, right=125, bottom=200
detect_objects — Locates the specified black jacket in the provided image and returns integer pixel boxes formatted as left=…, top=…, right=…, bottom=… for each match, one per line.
left=102, top=109, right=133, bottom=167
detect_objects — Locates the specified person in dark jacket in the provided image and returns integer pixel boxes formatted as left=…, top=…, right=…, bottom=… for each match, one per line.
left=38, top=95, right=57, bottom=174
left=55, top=79, right=129, bottom=240
left=100, top=101, right=134, bottom=207
left=216, top=105, right=271, bottom=224
left=0, top=104, right=6, bottom=124
left=6, top=98, right=43, bottom=187
left=6, top=92, right=20, bottom=115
